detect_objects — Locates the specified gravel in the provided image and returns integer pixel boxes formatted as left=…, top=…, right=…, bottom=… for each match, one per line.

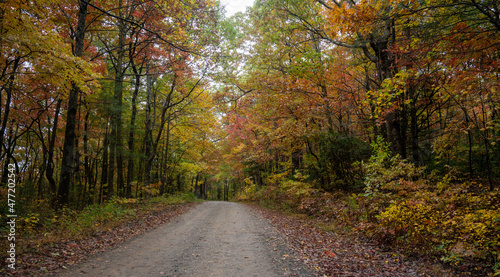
left=55, top=201, right=314, bottom=277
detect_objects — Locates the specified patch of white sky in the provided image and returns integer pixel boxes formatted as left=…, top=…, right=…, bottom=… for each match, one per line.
left=219, top=0, right=254, bottom=17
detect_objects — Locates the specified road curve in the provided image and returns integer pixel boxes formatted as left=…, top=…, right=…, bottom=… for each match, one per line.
left=56, top=201, right=313, bottom=277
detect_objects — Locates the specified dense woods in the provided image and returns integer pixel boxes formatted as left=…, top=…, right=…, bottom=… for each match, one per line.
left=1, top=0, right=499, bottom=275
left=224, top=0, right=500, bottom=273
left=1, top=0, right=224, bottom=207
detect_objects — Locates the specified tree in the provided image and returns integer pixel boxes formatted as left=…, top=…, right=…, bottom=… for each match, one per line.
left=56, top=0, right=91, bottom=207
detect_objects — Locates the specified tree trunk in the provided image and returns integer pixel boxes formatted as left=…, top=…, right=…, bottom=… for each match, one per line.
left=109, top=0, right=127, bottom=198
left=160, top=117, right=171, bottom=194
left=83, top=109, right=92, bottom=204
left=144, top=66, right=153, bottom=191
left=56, top=0, right=88, bottom=208
left=46, top=99, right=62, bottom=196
left=126, top=66, right=140, bottom=198
left=410, top=97, right=421, bottom=165
left=202, top=176, right=207, bottom=199
left=100, top=128, right=109, bottom=203
left=0, top=57, right=20, bottom=161
left=194, top=173, right=200, bottom=198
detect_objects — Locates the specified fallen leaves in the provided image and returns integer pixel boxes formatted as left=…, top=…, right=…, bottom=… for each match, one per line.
left=248, top=204, right=462, bottom=277
left=324, top=250, right=336, bottom=258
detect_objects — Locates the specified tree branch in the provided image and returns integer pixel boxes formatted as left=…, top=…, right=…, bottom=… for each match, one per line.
left=81, top=0, right=201, bottom=55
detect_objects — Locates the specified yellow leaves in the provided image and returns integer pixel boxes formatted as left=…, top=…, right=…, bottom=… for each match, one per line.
left=322, top=0, right=401, bottom=40
left=233, top=142, right=247, bottom=154
left=1, top=0, right=102, bottom=100
left=376, top=178, right=500, bottom=264
left=112, top=197, right=138, bottom=205
left=236, top=181, right=258, bottom=201
left=144, top=182, right=162, bottom=196
left=379, top=200, right=435, bottom=232
left=366, top=69, right=416, bottom=120
left=20, top=213, right=40, bottom=230
left=179, top=162, right=204, bottom=174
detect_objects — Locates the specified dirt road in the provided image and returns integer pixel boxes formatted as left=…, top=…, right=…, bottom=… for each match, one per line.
left=56, top=201, right=313, bottom=277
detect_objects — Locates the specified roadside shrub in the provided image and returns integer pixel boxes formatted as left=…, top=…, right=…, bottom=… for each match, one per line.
left=239, top=136, right=500, bottom=274
left=236, top=177, right=258, bottom=201
left=310, top=132, right=372, bottom=192
left=279, top=172, right=315, bottom=209
left=363, top=136, right=426, bottom=197
left=355, top=137, right=428, bottom=223
left=377, top=184, right=500, bottom=267
left=378, top=196, right=442, bottom=248
left=149, top=191, right=200, bottom=205
left=56, top=198, right=135, bottom=238
left=242, top=172, right=320, bottom=211
left=353, top=137, right=500, bottom=273
left=167, top=191, right=199, bottom=203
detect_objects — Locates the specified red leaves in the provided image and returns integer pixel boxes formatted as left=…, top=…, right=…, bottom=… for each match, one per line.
left=324, top=250, right=336, bottom=258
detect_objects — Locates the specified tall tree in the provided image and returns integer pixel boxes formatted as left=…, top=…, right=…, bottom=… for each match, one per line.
left=57, top=0, right=90, bottom=207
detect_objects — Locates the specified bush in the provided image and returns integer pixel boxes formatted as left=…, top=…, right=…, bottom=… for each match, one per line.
left=280, top=178, right=314, bottom=210
left=363, top=136, right=426, bottom=197
left=56, top=199, right=135, bottom=238
left=351, top=137, right=500, bottom=273
left=306, top=132, right=372, bottom=192
left=239, top=136, right=500, bottom=274
left=377, top=184, right=500, bottom=267
left=236, top=177, right=258, bottom=201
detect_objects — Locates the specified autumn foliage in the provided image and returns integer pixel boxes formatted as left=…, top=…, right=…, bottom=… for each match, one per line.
left=1, top=0, right=500, bottom=275
left=221, top=0, right=500, bottom=274
left=1, top=0, right=224, bottom=271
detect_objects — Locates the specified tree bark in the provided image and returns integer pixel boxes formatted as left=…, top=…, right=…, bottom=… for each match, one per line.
left=56, top=0, right=88, bottom=208
left=126, top=68, right=140, bottom=198
left=108, top=0, right=127, bottom=198
left=46, top=99, right=62, bottom=196
left=144, top=66, right=153, bottom=191
left=100, top=127, right=109, bottom=203
left=83, top=108, right=93, bottom=204
left=194, top=173, right=200, bottom=198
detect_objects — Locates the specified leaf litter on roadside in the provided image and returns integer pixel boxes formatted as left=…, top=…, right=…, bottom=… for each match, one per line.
left=248, top=204, right=465, bottom=277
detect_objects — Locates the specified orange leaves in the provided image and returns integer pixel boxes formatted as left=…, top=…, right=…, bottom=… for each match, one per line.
left=322, top=0, right=407, bottom=40
left=323, top=1, right=374, bottom=37
left=324, top=250, right=336, bottom=258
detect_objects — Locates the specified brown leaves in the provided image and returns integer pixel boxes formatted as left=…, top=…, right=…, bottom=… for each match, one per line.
left=249, top=204, right=457, bottom=277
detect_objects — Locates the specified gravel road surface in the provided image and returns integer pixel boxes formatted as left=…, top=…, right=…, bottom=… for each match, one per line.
left=56, top=201, right=313, bottom=277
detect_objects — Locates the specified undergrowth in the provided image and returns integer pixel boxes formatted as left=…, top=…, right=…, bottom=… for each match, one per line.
left=237, top=138, right=500, bottom=275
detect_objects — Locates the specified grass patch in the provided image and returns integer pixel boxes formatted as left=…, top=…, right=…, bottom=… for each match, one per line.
left=149, top=191, right=203, bottom=205
left=316, top=222, right=354, bottom=235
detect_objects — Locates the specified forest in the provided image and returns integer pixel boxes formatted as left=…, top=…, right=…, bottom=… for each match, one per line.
left=1, top=0, right=499, bottom=275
